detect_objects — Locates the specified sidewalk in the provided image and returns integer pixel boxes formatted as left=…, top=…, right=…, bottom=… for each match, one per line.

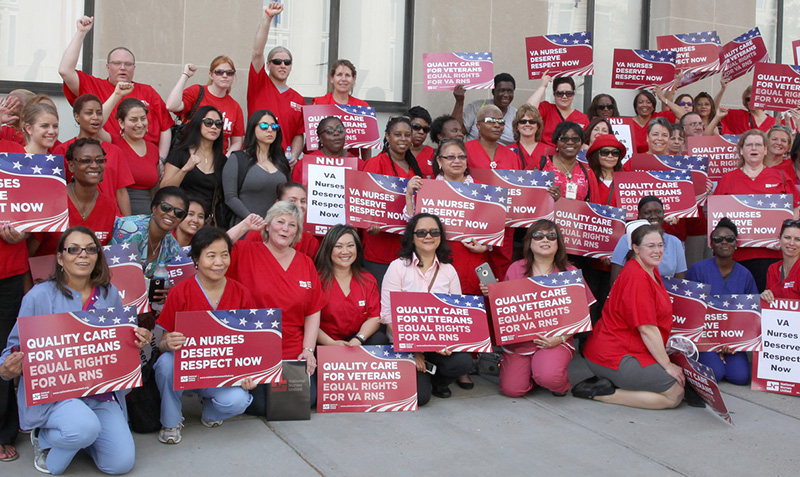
left=5, top=357, right=799, bottom=476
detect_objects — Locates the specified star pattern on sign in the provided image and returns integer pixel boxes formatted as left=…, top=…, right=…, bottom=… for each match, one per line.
left=634, top=49, right=676, bottom=64
left=709, top=294, right=760, bottom=313
left=168, top=246, right=192, bottom=265
left=102, top=244, right=142, bottom=268
left=447, top=181, right=506, bottom=206
left=649, top=170, right=691, bottom=182
left=663, top=276, right=709, bottom=301
left=496, top=170, right=553, bottom=189
left=656, top=154, right=708, bottom=173
left=734, top=27, right=760, bottom=43
left=530, top=269, right=584, bottom=287
left=544, top=31, right=592, bottom=46
left=434, top=293, right=485, bottom=310
left=368, top=173, right=408, bottom=194
left=0, top=152, right=66, bottom=179
left=675, top=31, right=720, bottom=45
left=363, top=344, right=414, bottom=360
left=211, top=309, right=282, bottom=333
left=75, top=306, right=138, bottom=327
left=735, top=194, right=793, bottom=211
left=587, top=203, right=627, bottom=221
left=454, top=52, right=493, bottom=62
left=335, top=104, right=376, bottom=118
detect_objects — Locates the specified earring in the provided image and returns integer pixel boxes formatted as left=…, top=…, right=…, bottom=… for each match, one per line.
left=120, top=128, right=125, bottom=137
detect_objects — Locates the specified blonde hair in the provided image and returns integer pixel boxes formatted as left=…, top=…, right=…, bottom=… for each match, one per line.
left=21, top=102, right=58, bottom=142
left=261, top=201, right=304, bottom=247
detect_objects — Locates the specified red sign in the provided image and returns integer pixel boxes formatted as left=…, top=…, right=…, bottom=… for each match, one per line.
left=173, top=309, right=283, bottom=390
left=303, top=104, right=381, bottom=151
left=0, top=152, right=68, bottom=232
left=344, top=170, right=408, bottom=233
left=487, top=270, right=591, bottom=346
left=305, top=156, right=361, bottom=237
left=553, top=199, right=626, bottom=260
left=611, top=49, right=676, bottom=91
left=751, top=62, right=800, bottom=112
left=103, top=243, right=149, bottom=314
left=422, top=52, right=495, bottom=92
left=698, top=294, right=761, bottom=352
left=752, top=299, right=800, bottom=396
left=166, top=246, right=195, bottom=286
left=721, top=27, right=770, bottom=82
left=707, top=195, right=792, bottom=249
left=664, top=277, right=709, bottom=342
left=671, top=353, right=733, bottom=425
left=614, top=170, right=698, bottom=220
left=656, top=31, right=722, bottom=88
left=390, top=292, right=492, bottom=353
left=415, top=179, right=507, bottom=246
left=525, top=32, right=593, bottom=80
left=686, top=135, right=740, bottom=181
left=794, top=40, right=800, bottom=65
left=28, top=255, right=55, bottom=283
left=18, top=307, right=142, bottom=406
left=470, top=169, right=554, bottom=227
left=626, top=154, right=709, bottom=204
left=317, top=345, right=418, bottom=412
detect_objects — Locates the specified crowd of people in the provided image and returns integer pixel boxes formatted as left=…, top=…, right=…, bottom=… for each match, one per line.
left=1, top=3, right=800, bottom=473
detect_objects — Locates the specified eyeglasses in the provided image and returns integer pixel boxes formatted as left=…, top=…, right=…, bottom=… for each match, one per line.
left=213, top=69, right=235, bottom=76
left=158, top=201, right=187, bottom=219
left=439, top=154, right=467, bottom=162
left=558, top=136, right=582, bottom=144
left=480, top=118, right=505, bottom=125
left=686, top=122, right=703, bottom=128
left=108, top=61, right=134, bottom=67
left=517, top=119, right=539, bottom=125
left=677, top=101, right=694, bottom=107
left=270, top=58, right=292, bottom=66
left=258, top=122, right=280, bottom=131
left=411, top=123, right=432, bottom=133
left=711, top=235, right=736, bottom=244
left=597, top=148, right=621, bottom=158
left=413, top=229, right=442, bottom=238
left=201, top=118, right=224, bottom=128
left=769, top=125, right=793, bottom=134
left=596, top=104, right=614, bottom=110
left=783, top=219, right=800, bottom=227
left=555, top=91, right=575, bottom=98
left=321, top=127, right=345, bottom=135
left=531, top=231, right=558, bottom=241
left=63, top=246, right=99, bottom=255
left=72, top=157, right=108, bottom=165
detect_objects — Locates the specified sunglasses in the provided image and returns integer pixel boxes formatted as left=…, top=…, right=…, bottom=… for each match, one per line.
left=518, top=119, right=539, bottom=125
left=439, top=154, right=467, bottom=162
left=321, top=127, right=345, bottom=135
left=413, top=229, right=442, bottom=238
left=259, top=122, right=280, bottom=131
left=270, top=58, right=292, bottom=66
left=158, top=201, right=187, bottom=219
left=213, top=69, right=235, bottom=76
left=597, top=148, right=621, bottom=157
left=711, top=235, right=736, bottom=244
left=73, top=157, right=108, bottom=165
left=62, top=246, right=99, bottom=255
left=596, top=104, right=614, bottom=110
left=532, top=231, right=558, bottom=241
left=558, top=136, right=582, bottom=144
left=555, top=91, right=575, bottom=98
left=201, top=118, right=224, bottom=128
left=783, top=219, right=800, bottom=227
left=677, top=101, right=693, bottom=107
left=480, top=118, right=505, bottom=125
left=411, top=123, right=432, bottom=133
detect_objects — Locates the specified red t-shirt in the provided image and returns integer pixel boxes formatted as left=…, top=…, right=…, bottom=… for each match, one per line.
left=584, top=259, right=673, bottom=369
left=539, top=156, right=600, bottom=203
left=0, top=125, right=24, bottom=145
left=63, top=71, right=173, bottom=148
left=449, top=242, right=489, bottom=296
left=311, top=93, right=369, bottom=107
left=227, top=241, right=327, bottom=359
left=247, top=64, right=306, bottom=150
left=0, top=142, right=29, bottom=278
left=777, top=159, right=800, bottom=196
left=464, top=140, right=522, bottom=170
left=111, top=135, right=160, bottom=190
left=182, top=84, right=244, bottom=154
left=157, top=277, right=255, bottom=333
left=32, top=192, right=117, bottom=256
left=630, top=111, right=675, bottom=153
left=319, top=274, right=381, bottom=341
left=537, top=101, right=590, bottom=147
left=721, top=109, right=775, bottom=135
left=414, top=145, right=435, bottom=178
left=509, top=141, right=549, bottom=171
left=766, top=259, right=800, bottom=300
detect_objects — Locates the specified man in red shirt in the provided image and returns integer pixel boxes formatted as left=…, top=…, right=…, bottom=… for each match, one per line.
left=59, top=16, right=174, bottom=158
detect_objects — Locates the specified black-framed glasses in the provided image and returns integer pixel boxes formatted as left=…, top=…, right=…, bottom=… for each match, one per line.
left=321, top=127, right=345, bottom=135
left=158, top=201, right=187, bottom=219
left=783, top=219, right=800, bottom=228
left=596, top=104, right=614, bottom=110
left=558, top=136, right=582, bottom=144
left=213, top=69, right=235, bottom=76
left=532, top=231, right=558, bottom=241
left=411, top=123, right=432, bottom=133
left=270, top=58, right=292, bottom=66
left=555, top=91, right=575, bottom=98
left=63, top=246, right=99, bottom=255
left=480, top=118, right=505, bottom=125
left=413, top=229, right=442, bottom=238
left=597, top=148, right=621, bottom=158
left=72, top=157, right=108, bottom=165
left=518, top=119, right=539, bottom=125
left=258, top=122, right=280, bottom=131
left=711, top=235, right=736, bottom=244
left=201, top=118, right=224, bottom=128
left=677, top=101, right=693, bottom=107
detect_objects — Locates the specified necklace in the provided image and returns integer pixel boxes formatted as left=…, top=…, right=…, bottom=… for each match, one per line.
left=533, top=263, right=554, bottom=277
left=554, top=157, right=576, bottom=180
left=67, top=185, right=98, bottom=220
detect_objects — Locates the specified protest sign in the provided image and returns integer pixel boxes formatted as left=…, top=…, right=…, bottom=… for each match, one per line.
left=19, top=307, right=141, bottom=406
left=470, top=169, right=554, bottom=227
left=720, top=27, right=770, bottom=82
left=671, top=352, right=733, bottom=425
left=553, top=199, right=626, bottom=260
left=415, top=179, right=507, bottom=245
left=606, top=117, right=638, bottom=164
left=698, top=294, right=761, bottom=352
left=614, top=170, right=697, bottom=220
left=611, top=49, right=676, bottom=91
left=686, top=135, right=740, bottom=181
left=166, top=246, right=195, bottom=286
left=173, top=309, right=282, bottom=390
left=390, top=292, right=492, bottom=353
left=707, top=195, right=792, bottom=249
left=525, top=31, right=593, bottom=80
left=303, top=104, right=381, bottom=151
left=344, top=170, right=408, bottom=233
left=28, top=255, right=55, bottom=283
left=664, top=277, right=709, bottom=342
left=317, top=345, right=417, bottom=413
left=305, top=156, right=361, bottom=236
left=423, top=52, right=494, bottom=91
left=750, top=62, right=800, bottom=112
left=656, top=31, right=722, bottom=87
left=300, top=155, right=361, bottom=187
left=488, top=270, right=591, bottom=346
left=103, top=243, right=149, bottom=314
left=626, top=154, right=709, bottom=204
left=752, top=299, right=800, bottom=396
left=0, top=152, right=67, bottom=232
left=794, top=40, right=800, bottom=65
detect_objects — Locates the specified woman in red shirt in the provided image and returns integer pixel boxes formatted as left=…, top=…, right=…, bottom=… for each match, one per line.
left=407, top=106, right=435, bottom=178
left=762, top=220, right=800, bottom=302
left=630, top=90, right=674, bottom=153
left=112, top=98, right=161, bottom=215
left=509, top=104, right=548, bottom=170
left=715, top=81, right=775, bottom=134
left=526, top=74, right=589, bottom=148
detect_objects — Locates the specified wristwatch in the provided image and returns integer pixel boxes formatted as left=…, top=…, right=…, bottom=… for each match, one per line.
left=304, top=347, right=314, bottom=354
left=355, top=334, right=366, bottom=344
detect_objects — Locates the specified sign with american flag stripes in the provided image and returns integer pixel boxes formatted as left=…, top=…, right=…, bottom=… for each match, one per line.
left=423, top=52, right=495, bottom=91
left=303, top=104, right=381, bottom=151
left=0, top=152, right=67, bottom=232
left=525, top=31, right=593, bottom=80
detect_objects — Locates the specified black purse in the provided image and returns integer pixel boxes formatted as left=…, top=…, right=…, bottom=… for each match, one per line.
left=126, top=339, right=162, bottom=433
left=169, top=86, right=205, bottom=151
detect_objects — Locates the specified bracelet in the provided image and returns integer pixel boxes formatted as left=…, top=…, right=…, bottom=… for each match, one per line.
left=560, top=335, right=567, bottom=344
left=355, top=334, right=366, bottom=344
left=265, top=10, right=274, bottom=18
left=182, top=72, right=190, bottom=78
left=304, top=347, right=314, bottom=354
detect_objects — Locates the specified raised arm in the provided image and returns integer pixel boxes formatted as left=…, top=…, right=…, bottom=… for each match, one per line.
left=451, top=84, right=467, bottom=134
left=654, top=85, right=685, bottom=119
left=165, top=64, right=197, bottom=113
left=526, top=70, right=552, bottom=108
left=714, top=77, right=728, bottom=109
left=59, top=16, right=94, bottom=96
left=252, top=2, right=284, bottom=72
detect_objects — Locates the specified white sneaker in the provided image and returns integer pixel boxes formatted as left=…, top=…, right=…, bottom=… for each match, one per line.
left=158, top=421, right=184, bottom=444
left=31, top=429, right=50, bottom=474
left=201, top=419, right=223, bottom=428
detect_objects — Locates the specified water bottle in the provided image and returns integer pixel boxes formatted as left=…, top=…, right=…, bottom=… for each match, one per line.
left=149, top=261, right=169, bottom=312
left=285, top=146, right=293, bottom=164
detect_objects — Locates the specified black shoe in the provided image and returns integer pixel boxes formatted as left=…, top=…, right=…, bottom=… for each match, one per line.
left=551, top=391, right=567, bottom=397
left=683, top=384, right=706, bottom=408
left=456, top=377, right=474, bottom=390
left=571, top=377, right=616, bottom=399
left=432, top=384, right=452, bottom=398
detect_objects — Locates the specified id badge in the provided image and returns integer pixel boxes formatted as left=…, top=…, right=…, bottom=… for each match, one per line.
left=565, top=181, right=578, bottom=200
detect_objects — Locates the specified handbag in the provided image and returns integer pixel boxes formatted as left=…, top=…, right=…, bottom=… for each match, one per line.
left=169, top=86, right=205, bottom=151
left=126, top=336, right=162, bottom=433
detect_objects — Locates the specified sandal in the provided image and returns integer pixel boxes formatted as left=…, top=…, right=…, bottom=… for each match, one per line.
left=0, top=444, right=19, bottom=462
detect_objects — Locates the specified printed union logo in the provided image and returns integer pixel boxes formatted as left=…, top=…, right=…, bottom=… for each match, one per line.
left=316, top=225, right=328, bottom=234
left=299, top=280, right=312, bottom=289
left=323, top=404, right=332, bottom=409
left=766, top=381, right=780, bottom=391
left=181, top=376, right=189, bottom=382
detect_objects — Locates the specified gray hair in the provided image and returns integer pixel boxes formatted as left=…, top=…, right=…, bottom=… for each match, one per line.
left=262, top=201, right=304, bottom=246
left=477, top=104, right=503, bottom=122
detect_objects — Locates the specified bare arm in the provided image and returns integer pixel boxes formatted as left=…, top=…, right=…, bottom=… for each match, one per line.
left=451, top=84, right=467, bottom=134
left=116, top=188, right=131, bottom=216
left=102, top=82, right=133, bottom=126
left=165, top=64, right=198, bottom=113
left=654, top=85, right=685, bottom=119
left=59, top=16, right=94, bottom=96
left=299, top=311, right=321, bottom=374
left=526, top=70, right=551, bottom=108
left=291, top=134, right=304, bottom=165
left=158, top=130, right=172, bottom=159
left=714, top=77, right=728, bottom=109
left=704, top=107, right=727, bottom=136
left=252, top=2, right=284, bottom=72
left=228, top=136, right=244, bottom=155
